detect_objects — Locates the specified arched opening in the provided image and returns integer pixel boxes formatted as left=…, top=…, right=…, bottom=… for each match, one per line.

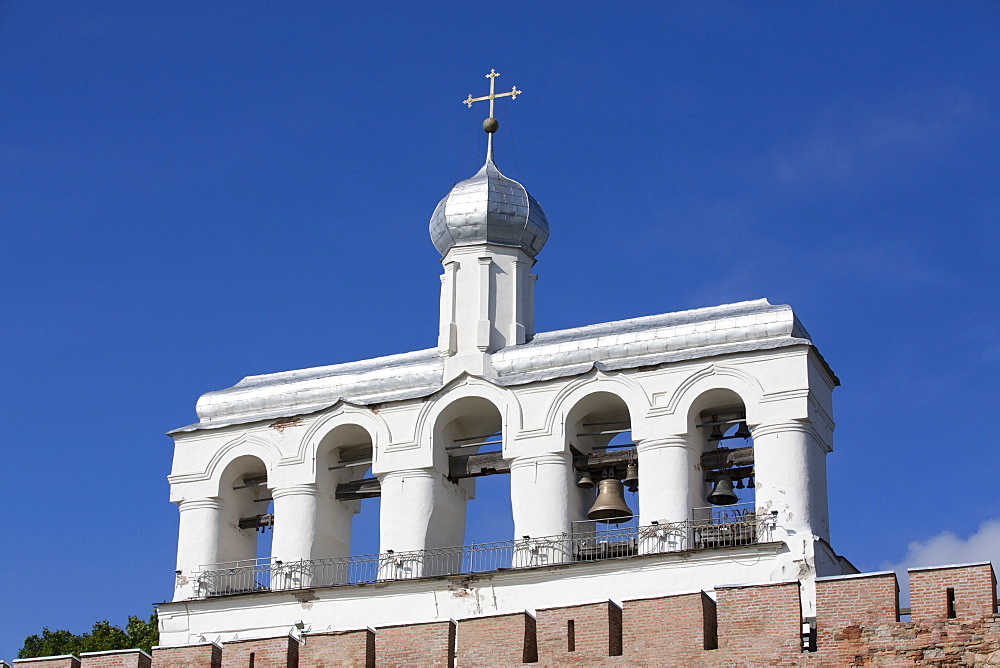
left=199, top=455, right=275, bottom=596
left=218, top=455, right=273, bottom=566
left=432, top=396, right=508, bottom=548
left=564, top=391, right=637, bottom=534
left=316, top=423, right=378, bottom=563
left=689, top=389, right=758, bottom=548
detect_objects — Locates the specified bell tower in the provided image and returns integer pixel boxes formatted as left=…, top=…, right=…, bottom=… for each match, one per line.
left=155, top=67, right=855, bottom=656
left=429, top=70, right=548, bottom=379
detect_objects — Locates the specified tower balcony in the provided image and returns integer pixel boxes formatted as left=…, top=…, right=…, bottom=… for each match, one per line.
left=190, top=504, right=775, bottom=599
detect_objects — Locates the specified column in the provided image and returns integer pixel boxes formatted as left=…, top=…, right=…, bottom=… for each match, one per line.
left=635, top=436, right=694, bottom=552
left=751, top=421, right=830, bottom=542
left=271, top=484, right=321, bottom=589
left=510, top=453, right=573, bottom=565
left=378, top=468, right=438, bottom=579
left=174, top=497, right=223, bottom=600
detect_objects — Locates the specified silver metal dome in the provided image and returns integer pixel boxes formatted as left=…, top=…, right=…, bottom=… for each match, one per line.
left=429, top=154, right=548, bottom=258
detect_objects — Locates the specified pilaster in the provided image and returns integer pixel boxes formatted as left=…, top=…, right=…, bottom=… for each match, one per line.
left=476, top=256, right=492, bottom=351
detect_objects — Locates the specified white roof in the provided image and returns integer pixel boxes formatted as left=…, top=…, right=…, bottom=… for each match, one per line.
left=171, top=298, right=829, bottom=434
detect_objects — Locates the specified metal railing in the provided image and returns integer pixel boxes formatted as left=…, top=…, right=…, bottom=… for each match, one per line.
left=195, top=504, right=774, bottom=598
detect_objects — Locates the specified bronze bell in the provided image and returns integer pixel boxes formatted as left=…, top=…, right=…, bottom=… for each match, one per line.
left=707, top=474, right=738, bottom=506
left=708, top=424, right=724, bottom=441
left=624, top=462, right=639, bottom=492
left=576, top=470, right=595, bottom=489
left=735, top=422, right=752, bottom=439
left=588, top=478, right=633, bottom=523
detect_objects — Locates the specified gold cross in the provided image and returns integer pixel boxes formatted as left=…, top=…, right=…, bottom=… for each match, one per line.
left=462, top=69, right=522, bottom=118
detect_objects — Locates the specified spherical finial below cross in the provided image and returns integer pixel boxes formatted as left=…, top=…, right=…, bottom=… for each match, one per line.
left=483, top=117, right=499, bottom=133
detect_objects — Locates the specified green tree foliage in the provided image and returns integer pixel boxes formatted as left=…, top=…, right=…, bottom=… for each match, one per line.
left=18, top=611, right=158, bottom=658
left=124, top=613, right=159, bottom=655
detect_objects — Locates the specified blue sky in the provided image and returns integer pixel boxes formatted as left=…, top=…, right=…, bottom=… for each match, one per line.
left=2, top=1, right=998, bottom=659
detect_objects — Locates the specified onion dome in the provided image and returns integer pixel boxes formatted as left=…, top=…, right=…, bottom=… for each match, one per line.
left=429, top=150, right=549, bottom=259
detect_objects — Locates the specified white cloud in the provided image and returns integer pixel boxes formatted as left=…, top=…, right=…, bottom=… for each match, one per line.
left=881, top=520, right=1000, bottom=605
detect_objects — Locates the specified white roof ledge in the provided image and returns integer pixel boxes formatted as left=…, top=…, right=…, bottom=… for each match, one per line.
left=171, top=299, right=832, bottom=434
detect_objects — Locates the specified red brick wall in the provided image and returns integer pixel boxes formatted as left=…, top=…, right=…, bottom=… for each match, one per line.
left=374, top=620, right=454, bottom=667
left=804, top=614, right=1000, bottom=666
left=910, top=562, right=997, bottom=622
left=222, top=635, right=299, bottom=668
left=14, top=562, right=1000, bottom=667
left=716, top=580, right=801, bottom=660
left=150, top=644, right=221, bottom=668
left=12, top=658, right=80, bottom=668
left=455, top=612, right=536, bottom=666
left=79, top=651, right=151, bottom=668
left=535, top=600, right=622, bottom=664
left=298, top=629, right=374, bottom=668
left=622, top=591, right=717, bottom=664
left=814, top=571, right=899, bottom=662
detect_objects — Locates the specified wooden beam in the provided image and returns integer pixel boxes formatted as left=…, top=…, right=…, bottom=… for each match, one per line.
left=333, top=451, right=516, bottom=500
left=238, top=513, right=274, bottom=529
left=577, top=447, right=637, bottom=470
left=700, top=445, right=754, bottom=471
left=449, top=450, right=511, bottom=478
left=334, top=444, right=757, bottom=499
left=335, top=477, right=381, bottom=500
left=704, top=465, right=754, bottom=482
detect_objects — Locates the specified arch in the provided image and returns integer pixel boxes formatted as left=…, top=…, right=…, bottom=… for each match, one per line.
left=664, top=364, right=765, bottom=431
left=206, top=433, right=281, bottom=496
left=546, top=372, right=649, bottom=442
left=431, top=395, right=503, bottom=447
left=562, top=391, right=633, bottom=452
left=684, top=387, right=751, bottom=435
left=415, top=378, right=516, bottom=457
left=681, top=382, right=757, bottom=514
left=311, top=421, right=379, bottom=562
left=404, top=380, right=520, bottom=552
left=557, top=385, right=640, bottom=528
left=316, top=423, right=375, bottom=463
left=215, top=452, right=273, bottom=566
left=429, top=391, right=507, bottom=549
left=299, top=404, right=390, bottom=475
left=217, top=453, right=271, bottom=495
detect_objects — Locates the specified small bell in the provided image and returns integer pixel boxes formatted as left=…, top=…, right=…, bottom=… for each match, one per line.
left=707, top=474, right=738, bottom=505
left=587, top=478, right=633, bottom=523
left=624, top=462, right=639, bottom=492
left=735, top=422, right=752, bottom=439
left=709, top=424, right=724, bottom=441
left=576, top=470, right=595, bottom=489
left=735, top=478, right=744, bottom=489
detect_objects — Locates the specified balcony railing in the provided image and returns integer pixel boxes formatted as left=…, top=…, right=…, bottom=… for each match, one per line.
left=194, top=503, right=773, bottom=598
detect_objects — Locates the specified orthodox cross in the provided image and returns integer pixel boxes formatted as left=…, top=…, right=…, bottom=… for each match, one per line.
left=462, top=69, right=522, bottom=119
